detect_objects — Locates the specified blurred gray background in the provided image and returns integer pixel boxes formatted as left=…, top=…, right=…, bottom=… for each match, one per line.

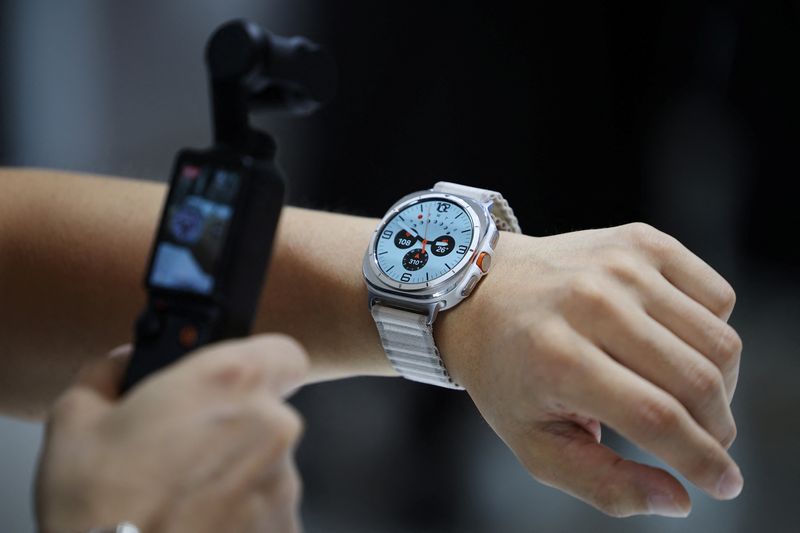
left=1, top=1, right=798, bottom=532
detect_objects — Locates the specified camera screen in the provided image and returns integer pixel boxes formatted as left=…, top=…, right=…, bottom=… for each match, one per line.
left=149, top=163, right=241, bottom=295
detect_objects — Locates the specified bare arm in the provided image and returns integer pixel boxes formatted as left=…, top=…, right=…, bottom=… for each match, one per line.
left=0, top=167, right=744, bottom=516
left=0, top=168, right=390, bottom=418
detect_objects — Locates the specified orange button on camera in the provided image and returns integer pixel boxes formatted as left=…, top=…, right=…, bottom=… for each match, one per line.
left=179, top=324, right=199, bottom=348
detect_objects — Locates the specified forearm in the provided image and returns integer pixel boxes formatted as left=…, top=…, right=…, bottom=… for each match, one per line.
left=256, top=207, right=391, bottom=382
left=0, top=168, right=390, bottom=418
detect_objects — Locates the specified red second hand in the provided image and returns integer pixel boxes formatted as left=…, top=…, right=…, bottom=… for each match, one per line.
left=421, top=204, right=430, bottom=254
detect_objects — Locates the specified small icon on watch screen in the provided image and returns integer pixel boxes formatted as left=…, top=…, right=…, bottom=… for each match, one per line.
left=431, top=235, right=455, bottom=256
left=394, top=231, right=416, bottom=249
left=402, top=249, right=428, bottom=271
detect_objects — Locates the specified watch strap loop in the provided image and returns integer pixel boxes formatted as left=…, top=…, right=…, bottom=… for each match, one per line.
left=371, top=304, right=464, bottom=390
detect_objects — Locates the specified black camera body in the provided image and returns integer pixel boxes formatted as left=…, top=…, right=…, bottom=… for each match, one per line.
left=122, top=20, right=335, bottom=392
left=122, top=148, right=284, bottom=390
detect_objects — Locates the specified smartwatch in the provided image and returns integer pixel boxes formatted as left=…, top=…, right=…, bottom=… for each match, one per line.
left=362, top=182, right=520, bottom=389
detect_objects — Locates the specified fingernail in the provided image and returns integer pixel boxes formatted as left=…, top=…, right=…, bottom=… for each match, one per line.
left=647, top=491, right=690, bottom=517
left=108, top=344, right=133, bottom=358
left=717, top=465, right=744, bottom=499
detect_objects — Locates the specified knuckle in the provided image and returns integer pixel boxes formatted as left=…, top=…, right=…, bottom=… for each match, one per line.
left=686, top=441, right=726, bottom=483
left=623, top=222, right=658, bottom=243
left=722, top=422, right=738, bottom=449
left=623, top=222, right=673, bottom=255
left=714, top=325, right=743, bottom=367
left=718, top=284, right=737, bottom=316
left=514, top=319, right=555, bottom=361
left=567, top=272, right=611, bottom=312
left=602, top=248, right=645, bottom=286
left=207, top=358, right=262, bottom=389
left=270, top=406, right=305, bottom=449
left=688, top=362, right=725, bottom=401
left=245, top=404, right=304, bottom=459
left=523, top=318, right=567, bottom=352
left=635, top=397, right=679, bottom=441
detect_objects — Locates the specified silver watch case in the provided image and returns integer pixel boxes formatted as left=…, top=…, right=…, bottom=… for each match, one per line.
left=363, top=190, right=498, bottom=324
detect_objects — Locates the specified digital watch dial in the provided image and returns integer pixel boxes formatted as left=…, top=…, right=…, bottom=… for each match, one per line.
left=375, top=198, right=475, bottom=286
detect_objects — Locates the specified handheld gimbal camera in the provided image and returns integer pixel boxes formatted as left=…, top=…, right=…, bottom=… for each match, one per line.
left=122, top=20, right=335, bottom=392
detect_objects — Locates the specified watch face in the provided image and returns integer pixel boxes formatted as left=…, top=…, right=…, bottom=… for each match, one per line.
left=375, top=198, right=475, bottom=286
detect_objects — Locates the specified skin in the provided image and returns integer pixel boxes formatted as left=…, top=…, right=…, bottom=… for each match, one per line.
left=437, top=227, right=742, bottom=516
left=36, top=335, right=307, bottom=533
left=0, top=168, right=743, bottom=517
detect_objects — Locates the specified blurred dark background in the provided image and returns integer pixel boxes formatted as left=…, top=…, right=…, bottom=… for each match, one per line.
left=1, top=1, right=798, bottom=532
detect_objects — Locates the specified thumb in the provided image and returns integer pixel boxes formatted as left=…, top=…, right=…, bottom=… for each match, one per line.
left=513, top=420, right=692, bottom=518
left=73, top=344, right=133, bottom=402
left=159, top=334, right=309, bottom=399
left=48, top=345, right=132, bottom=429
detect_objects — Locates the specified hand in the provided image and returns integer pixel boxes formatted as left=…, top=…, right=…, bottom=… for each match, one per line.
left=438, top=223, right=743, bottom=517
left=35, top=335, right=308, bottom=533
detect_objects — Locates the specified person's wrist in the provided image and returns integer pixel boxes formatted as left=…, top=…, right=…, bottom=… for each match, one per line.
left=38, top=500, right=146, bottom=533
left=436, top=232, right=533, bottom=388
left=37, top=458, right=156, bottom=533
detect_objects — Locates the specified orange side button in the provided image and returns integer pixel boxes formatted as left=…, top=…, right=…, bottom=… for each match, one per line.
left=476, top=252, right=492, bottom=273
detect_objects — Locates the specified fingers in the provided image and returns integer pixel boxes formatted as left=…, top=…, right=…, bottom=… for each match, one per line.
left=517, top=420, right=690, bottom=517
left=254, top=456, right=303, bottom=533
left=597, top=235, right=742, bottom=400
left=214, top=402, right=304, bottom=532
left=226, top=400, right=305, bottom=488
left=557, top=331, right=744, bottom=501
left=226, top=458, right=302, bottom=533
left=48, top=345, right=133, bottom=429
left=166, top=444, right=303, bottom=533
left=621, top=223, right=737, bottom=320
left=161, top=334, right=309, bottom=399
left=569, top=287, right=736, bottom=448
left=637, top=271, right=742, bottom=399
left=73, top=344, right=133, bottom=400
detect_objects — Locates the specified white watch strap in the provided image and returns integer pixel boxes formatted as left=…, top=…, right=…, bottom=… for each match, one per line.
left=371, top=304, right=464, bottom=390
left=433, top=181, right=522, bottom=233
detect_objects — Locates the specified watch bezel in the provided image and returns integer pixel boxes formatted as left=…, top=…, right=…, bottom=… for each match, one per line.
left=365, top=192, right=483, bottom=293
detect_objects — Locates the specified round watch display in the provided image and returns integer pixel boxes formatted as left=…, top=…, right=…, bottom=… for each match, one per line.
left=375, top=198, right=474, bottom=285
